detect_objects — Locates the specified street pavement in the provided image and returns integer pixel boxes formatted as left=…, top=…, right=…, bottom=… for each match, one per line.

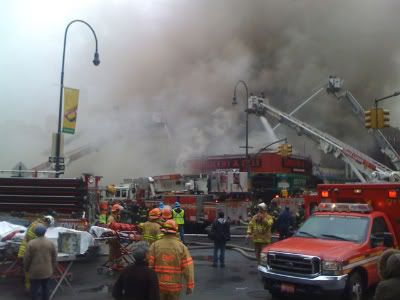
left=0, top=247, right=271, bottom=300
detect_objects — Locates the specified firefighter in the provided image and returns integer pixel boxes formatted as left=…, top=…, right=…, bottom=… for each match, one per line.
left=149, top=219, right=194, bottom=300
left=108, top=204, right=124, bottom=225
left=172, top=202, right=185, bottom=243
left=247, top=203, right=274, bottom=264
left=18, top=215, right=55, bottom=291
left=160, top=206, right=173, bottom=225
left=98, top=201, right=109, bottom=225
left=140, top=208, right=163, bottom=245
left=138, top=202, right=149, bottom=223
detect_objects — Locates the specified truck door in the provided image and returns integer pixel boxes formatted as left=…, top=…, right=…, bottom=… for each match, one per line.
left=368, top=216, right=390, bottom=285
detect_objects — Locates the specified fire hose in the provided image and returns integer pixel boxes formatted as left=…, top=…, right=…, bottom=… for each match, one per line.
left=187, top=241, right=256, bottom=261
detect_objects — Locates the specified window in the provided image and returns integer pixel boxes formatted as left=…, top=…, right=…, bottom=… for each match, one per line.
left=371, top=217, right=389, bottom=237
left=121, top=190, right=127, bottom=198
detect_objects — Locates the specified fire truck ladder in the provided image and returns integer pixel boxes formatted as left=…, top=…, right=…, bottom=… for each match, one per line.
left=248, top=96, right=400, bottom=183
left=327, top=76, right=400, bottom=170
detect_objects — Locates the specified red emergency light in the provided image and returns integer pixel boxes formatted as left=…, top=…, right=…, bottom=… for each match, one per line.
left=321, top=190, right=329, bottom=198
left=388, top=190, right=398, bottom=199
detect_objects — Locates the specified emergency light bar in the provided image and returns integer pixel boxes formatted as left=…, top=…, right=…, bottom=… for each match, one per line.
left=317, top=203, right=372, bottom=213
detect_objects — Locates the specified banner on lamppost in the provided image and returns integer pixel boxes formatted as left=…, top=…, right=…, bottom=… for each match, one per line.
left=62, top=87, right=80, bottom=134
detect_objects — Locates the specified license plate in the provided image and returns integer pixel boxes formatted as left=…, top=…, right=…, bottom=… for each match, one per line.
left=280, top=283, right=295, bottom=294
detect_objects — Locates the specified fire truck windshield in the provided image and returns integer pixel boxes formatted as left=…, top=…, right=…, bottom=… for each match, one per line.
left=295, top=215, right=370, bottom=243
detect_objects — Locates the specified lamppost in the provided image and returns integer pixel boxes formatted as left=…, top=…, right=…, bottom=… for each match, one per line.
left=232, top=80, right=251, bottom=177
left=55, top=20, right=100, bottom=177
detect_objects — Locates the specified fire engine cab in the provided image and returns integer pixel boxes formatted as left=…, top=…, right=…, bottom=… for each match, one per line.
left=259, top=183, right=400, bottom=300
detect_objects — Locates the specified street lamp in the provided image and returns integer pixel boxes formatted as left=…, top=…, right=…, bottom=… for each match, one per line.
left=55, top=20, right=100, bottom=177
left=232, top=80, right=251, bottom=177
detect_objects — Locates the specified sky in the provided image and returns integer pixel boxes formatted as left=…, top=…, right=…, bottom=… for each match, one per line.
left=1, top=0, right=400, bottom=183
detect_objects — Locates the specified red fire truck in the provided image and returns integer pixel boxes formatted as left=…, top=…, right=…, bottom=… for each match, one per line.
left=259, top=183, right=400, bottom=300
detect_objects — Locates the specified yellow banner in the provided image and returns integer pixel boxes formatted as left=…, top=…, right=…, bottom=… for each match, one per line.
left=62, top=87, right=79, bottom=134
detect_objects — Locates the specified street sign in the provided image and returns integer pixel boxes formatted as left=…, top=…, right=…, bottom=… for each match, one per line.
left=58, top=164, right=65, bottom=171
left=49, top=157, right=64, bottom=164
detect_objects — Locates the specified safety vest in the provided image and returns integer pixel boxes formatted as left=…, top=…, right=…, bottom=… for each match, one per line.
left=141, top=221, right=163, bottom=245
left=18, top=220, right=45, bottom=258
left=99, top=214, right=108, bottom=224
left=247, top=213, right=274, bottom=244
left=149, top=235, right=194, bottom=293
left=172, top=209, right=185, bottom=225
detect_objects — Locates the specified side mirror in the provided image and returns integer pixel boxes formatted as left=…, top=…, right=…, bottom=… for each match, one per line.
left=370, top=235, right=381, bottom=248
left=383, top=232, right=394, bottom=248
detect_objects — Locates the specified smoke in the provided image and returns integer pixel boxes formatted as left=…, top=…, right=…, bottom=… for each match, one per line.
left=1, top=0, right=400, bottom=182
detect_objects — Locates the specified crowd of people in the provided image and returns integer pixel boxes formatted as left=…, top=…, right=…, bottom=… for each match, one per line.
left=15, top=199, right=400, bottom=300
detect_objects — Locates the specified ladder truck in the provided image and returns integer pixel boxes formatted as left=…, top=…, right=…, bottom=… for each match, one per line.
left=247, top=96, right=400, bottom=183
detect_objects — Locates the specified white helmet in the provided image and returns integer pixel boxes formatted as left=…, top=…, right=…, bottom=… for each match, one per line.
left=43, top=215, right=55, bottom=227
left=257, top=203, right=267, bottom=211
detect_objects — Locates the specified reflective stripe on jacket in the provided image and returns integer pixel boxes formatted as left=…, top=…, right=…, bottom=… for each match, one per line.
left=149, top=235, right=194, bottom=293
left=247, top=213, right=274, bottom=244
left=18, top=220, right=45, bottom=258
left=172, top=209, right=185, bottom=225
left=141, top=221, right=163, bottom=245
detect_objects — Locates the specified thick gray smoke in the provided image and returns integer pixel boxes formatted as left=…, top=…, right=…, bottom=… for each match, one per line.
left=1, top=0, right=400, bottom=182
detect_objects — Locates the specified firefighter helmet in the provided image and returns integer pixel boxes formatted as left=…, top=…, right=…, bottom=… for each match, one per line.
left=43, top=215, right=55, bottom=226
left=149, top=208, right=161, bottom=220
left=161, top=207, right=173, bottom=220
left=257, top=203, right=267, bottom=211
left=112, top=204, right=124, bottom=212
left=162, top=219, right=178, bottom=234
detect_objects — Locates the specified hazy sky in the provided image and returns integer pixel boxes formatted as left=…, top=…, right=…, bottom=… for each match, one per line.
left=1, top=0, right=400, bottom=183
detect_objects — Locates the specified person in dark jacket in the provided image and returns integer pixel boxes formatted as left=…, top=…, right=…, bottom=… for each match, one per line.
left=112, top=242, right=160, bottom=300
left=277, top=206, right=294, bottom=240
left=210, top=211, right=230, bottom=268
left=374, top=248, right=400, bottom=300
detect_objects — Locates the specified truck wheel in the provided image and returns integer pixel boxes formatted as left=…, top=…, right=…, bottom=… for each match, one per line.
left=345, top=272, right=365, bottom=300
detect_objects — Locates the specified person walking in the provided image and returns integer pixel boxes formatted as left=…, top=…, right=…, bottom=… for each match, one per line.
left=247, top=203, right=274, bottom=264
left=23, top=225, right=57, bottom=300
left=210, top=211, right=230, bottom=268
left=149, top=219, right=194, bottom=300
left=172, top=202, right=185, bottom=243
left=112, top=242, right=160, bottom=300
left=277, top=206, right=294, bottom=240
left=374, top=249, right=400, bottom=300
left=140, top=208, right=163, bottom=245
left=18, top=215, right=54, bottom=291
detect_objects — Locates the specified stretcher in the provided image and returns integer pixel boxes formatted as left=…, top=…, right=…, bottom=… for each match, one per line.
left=96, top=230, right=141, bottom=276
left=49, top=253, right=76, bottom=300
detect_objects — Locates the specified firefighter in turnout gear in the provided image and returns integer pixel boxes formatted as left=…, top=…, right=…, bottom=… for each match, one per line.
left=160, top=206, right=173, bottom=225
left=138, top=202, right=149, bottom=223
left=172, top=202, right=185, bottom=243
left=140, top=208, right=163, bottom=245
left=108, top=204, right=123, bottom=225
left=247, top=203, right=274, bottom=264
left=149, top=219, right=194, bottom=300
left=18, top=215, right=55, bottom=290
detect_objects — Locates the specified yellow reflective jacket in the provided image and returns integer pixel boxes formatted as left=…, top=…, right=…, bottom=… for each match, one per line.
left=247, top=213, right=274, bottom=244
left=18, top=219, right=46, bottom=258
left=140, top=221, right=163, bottom=245
left=172, top=209, right=185, bottom=225
left=149, top=235, right=195, bottom=293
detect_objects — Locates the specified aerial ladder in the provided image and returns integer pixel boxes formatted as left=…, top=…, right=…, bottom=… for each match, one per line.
left=247, top=96, right=400, bottom=183
left=326, top=76, right=400, bottom=170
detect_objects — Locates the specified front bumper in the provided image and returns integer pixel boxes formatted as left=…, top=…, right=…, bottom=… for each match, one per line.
left=258, top=265, right=348, bottom=296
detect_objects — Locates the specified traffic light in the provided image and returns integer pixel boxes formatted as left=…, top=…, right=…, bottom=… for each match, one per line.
left=377, top=109, right=390, bottom=128
left=285, top=144, right=293, bottom=156
left=365, top=109, right=378, bottom=129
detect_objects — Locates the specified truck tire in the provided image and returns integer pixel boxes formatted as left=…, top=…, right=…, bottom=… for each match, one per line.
left=345, top=272, right=365, bottom=300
